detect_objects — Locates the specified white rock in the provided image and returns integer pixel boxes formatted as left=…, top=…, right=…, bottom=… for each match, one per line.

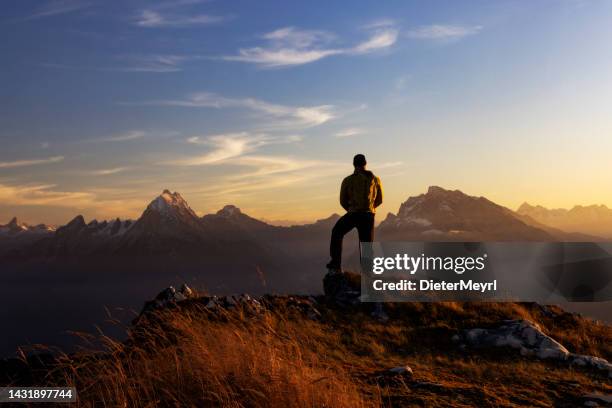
left=456, top=319, right=612, bottom=377
left=388, top=365, right=413, bottom=375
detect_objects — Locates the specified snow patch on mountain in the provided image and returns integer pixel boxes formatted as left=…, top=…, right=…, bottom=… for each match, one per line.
left=0, top=217, right=55, bottom=236
left=148, top=190, right=197, bottom=218
left=379, top=185, right=553, bottom=241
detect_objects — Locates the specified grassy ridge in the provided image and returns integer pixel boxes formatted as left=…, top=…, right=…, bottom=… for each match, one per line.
left=7, top=298, right=612, bottom=407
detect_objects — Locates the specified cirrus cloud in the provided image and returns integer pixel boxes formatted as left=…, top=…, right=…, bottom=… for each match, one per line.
left=23, top=0, right=92, bottom=20
left=178, top=133, right=266, bottom=165
left=91, top=167, right=129, bottom=176
left=135, top=9, right=227, bottom=27
left=334, top=128, right=365, bottom=138
left=406, top=24, right=482, bottom=40
left=135, top=92, right=335, bottom=129
left=172, top=132, right=303, bottom=166
left=0, top=183, right=145, bottom=220
left=0, top=156, right=64, bottom=169
left=222, top=23, right=399, bottom=68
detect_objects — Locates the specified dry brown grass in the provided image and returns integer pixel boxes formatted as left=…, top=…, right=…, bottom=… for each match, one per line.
left=55, top=306, right=378, bottom=408
left=11, top=298, right=611, bottom=407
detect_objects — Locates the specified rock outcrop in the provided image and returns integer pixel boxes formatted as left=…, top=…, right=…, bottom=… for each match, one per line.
left=138, top=286, right=322, bottom=322
left=454, top=319, right=612, bottom=378
left=140, top=284, right=196, bottom=314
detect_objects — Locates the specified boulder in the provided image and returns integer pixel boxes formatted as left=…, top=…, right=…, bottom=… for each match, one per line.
left=570, top=355, right=612, bottom=378
left=140, top=284, right=195, bottom=314
left=455, top=319, right=612, bottom=378
left=455, top=319, right=569, bottom=359
left=202, top=294, right=262, bottom=313
left=374, top=365, right=414, bottom=383
left=387, top=365, right=413, bottom=376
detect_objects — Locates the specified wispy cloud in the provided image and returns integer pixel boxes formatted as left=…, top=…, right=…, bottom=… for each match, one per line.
left=137, top=92, right=335, bottom=128
left=376, top=161, right=404, bottom=169
left=188, top=155, right=342, bottom=198
left=335, top=128, right=365, bottom=138
left=351, top=28, right=399, bottom=54
left=0, top=183, right=144, bottom=219
left=111, top=55, right=191, bottom=73
left=406, top=24, right=482, bottom=41
left=134, top=9, right=227, bottom=27
left=24, top=0, right=92, bottom=20
left=155, top=0, right=208, bottom=8
left=43, top=55, right=195, bottom=74
left=0, top=183, right=91, bottom=205
left=91, top=167, right=129, bottom=176
left=178, top=133, right=266, bottom=165
left=164, top=132, right=331, bottom=199
left=220, top=158, right=399, bottom=195
left=229, top=155, right=323, bottom=179
left=0, top=156, right=64, bottom=169
left=222, top=23, right=399, bottom=68
left=172, top=132, right=302, bottom=166
left=222, top=27, right=340, bottom=67
left=92, top=130, right=147, bottom=143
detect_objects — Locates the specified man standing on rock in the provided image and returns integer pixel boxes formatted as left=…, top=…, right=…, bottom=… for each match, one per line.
left=326, top=154, right=383, bottom=272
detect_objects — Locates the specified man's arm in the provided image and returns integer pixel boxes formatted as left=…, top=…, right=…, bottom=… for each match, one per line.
left=340, top=178, right=350, bottom=211
left=374, top=177, right=383, bottom=208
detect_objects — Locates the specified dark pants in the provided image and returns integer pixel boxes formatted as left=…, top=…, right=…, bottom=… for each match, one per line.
left=329, top=212, right=375, bottom=269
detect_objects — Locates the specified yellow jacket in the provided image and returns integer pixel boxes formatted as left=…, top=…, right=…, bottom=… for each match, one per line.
left=340, top=170, right=383, bottom=213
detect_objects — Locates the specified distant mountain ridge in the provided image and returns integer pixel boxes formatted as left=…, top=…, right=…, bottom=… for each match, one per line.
left=2, top=186, right=609, bottom=260
left=518, top=202, right=612, bottom=238
left=0, top=217, right=55, bottom=236
left=0, top=217, right=56, bottom=254
left=2, top=186, right=610, bottom=321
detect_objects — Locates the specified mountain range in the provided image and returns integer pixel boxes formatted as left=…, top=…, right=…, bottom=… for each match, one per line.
left=0, top=217, right=55, bottom=237
left=518, top=202, right=612, bottom=238
left=2, top=186, right=609, bottom=261
left=378, top=186, right=555, bottom=241
left=1, top=186, right=610, bottom=356
left=0, top=217, right=56, bottom=254
left=1, top=185, right=608, bottom=294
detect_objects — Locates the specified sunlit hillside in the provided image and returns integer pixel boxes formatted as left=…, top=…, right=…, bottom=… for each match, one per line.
left=4, top=290, right=610, bottom=407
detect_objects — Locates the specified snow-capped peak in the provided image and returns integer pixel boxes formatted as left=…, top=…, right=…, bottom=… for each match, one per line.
left=0, top=216, right=55, bottom=236
left=149, top=190, right=191, bottom=212
left=145, top=190, right=198, bottom=220
left=7, top=217, right=27, bottom=230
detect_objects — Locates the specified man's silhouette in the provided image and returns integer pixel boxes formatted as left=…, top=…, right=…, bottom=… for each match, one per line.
left=327, top=154, right=383, bottom=271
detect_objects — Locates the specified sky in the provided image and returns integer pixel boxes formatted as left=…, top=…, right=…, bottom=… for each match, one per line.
left=2, top=0, right=612, bottom=225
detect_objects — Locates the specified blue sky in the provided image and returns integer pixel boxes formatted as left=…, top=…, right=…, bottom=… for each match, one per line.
left=2, top=0, right=612, bottom=224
